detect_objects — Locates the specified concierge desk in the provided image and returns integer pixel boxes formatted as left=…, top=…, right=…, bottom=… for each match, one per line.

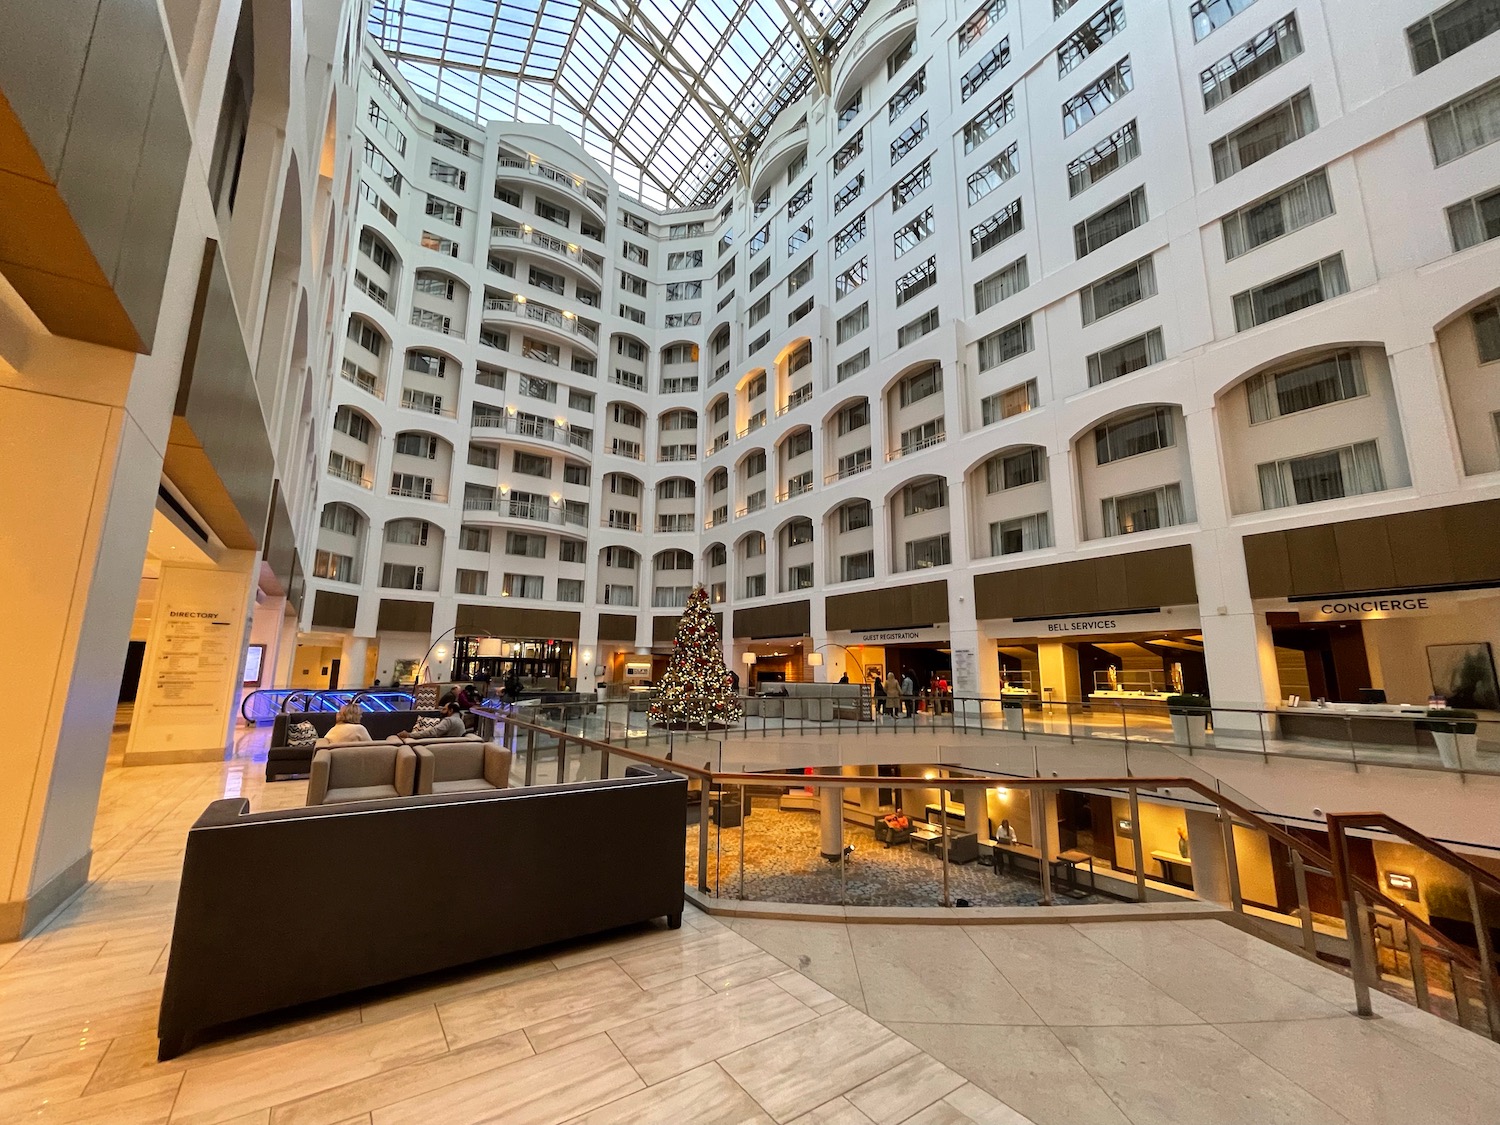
left=1277, top=703, right=1433, bottom=747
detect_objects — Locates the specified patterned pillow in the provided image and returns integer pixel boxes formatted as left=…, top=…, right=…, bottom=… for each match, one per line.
left=287, top=721, right=319, bottom=747
left=411, top=715, right=443, bottom=737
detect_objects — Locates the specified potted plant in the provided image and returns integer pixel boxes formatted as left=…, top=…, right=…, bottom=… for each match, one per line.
left=1166, top=694, right=1211, bottom=747
left=1416, top=709, right=1478, bottom=769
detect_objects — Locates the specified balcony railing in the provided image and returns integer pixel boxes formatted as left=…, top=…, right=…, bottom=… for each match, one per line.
left=489, top=223, right=604, bottom=277
left=776, top=478, right=814, bottom=502
left=888, top=432, right=945, bottom=460
left=659, top=445, right=698, bottom=462
left=482, top=296, right=598, bottom=343
left=826, top=458, right=873, bottom=484
left=494, top=156, right=608, bottom=211
left=776, top=385, right=813, bottom=416
left=327, top=463, right=372, bottom=488
left=461, top=496, right=588, bottom=527
left=470, top=412, right=593, bottom=452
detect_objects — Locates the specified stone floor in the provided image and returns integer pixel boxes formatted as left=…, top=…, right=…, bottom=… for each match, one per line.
left=3, top=730, right=1499, bottom=1124
left=689, top=804, right=1111, bottom=908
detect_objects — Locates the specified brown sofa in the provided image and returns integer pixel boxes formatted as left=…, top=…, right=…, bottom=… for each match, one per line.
left=157, top=767, right=687, bottom=1059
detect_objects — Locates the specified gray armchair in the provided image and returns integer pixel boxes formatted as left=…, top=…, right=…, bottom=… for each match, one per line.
left=415, top=741, right=512, bottom=794
left=307, top=745, right=418, bottom=805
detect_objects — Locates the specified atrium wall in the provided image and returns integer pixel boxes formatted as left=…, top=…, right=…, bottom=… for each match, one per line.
left=318, top=0, right=1500, bottom=727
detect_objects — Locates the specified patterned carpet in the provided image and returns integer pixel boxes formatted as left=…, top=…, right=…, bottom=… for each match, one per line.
left=686, top=803, right=1112, bottom=908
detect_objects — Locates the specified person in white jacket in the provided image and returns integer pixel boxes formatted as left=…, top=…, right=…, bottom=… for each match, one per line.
left=324, top=703, right=373, bottom=744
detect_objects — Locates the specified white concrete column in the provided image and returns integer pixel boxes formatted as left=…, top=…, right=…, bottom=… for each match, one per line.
left=818, top=767, right=843, bottom=859
left=342, top=636, right=370, bottom=688
left=1387, top=340, right=1460, bottom=495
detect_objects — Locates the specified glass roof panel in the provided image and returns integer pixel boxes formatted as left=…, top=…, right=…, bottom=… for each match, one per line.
left=369, top=0, right=869, bottom=208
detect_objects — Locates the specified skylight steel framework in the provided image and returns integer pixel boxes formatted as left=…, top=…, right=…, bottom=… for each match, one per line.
left=369, top=0, right=868, bottom=209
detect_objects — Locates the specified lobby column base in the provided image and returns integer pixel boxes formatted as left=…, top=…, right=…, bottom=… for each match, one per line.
left=0, top=849, right=91, bottom=942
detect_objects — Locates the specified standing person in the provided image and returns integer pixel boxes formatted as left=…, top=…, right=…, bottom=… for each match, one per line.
left=872, top=672, right=887, bottom=716
left=936, top=673, right=950, bottom=714
left=900, top=671, right=915, bottom=717
left=884, top=671, right=902, bottom=721
left=728, top=669, right=740, bottom=694
left=838, top=672, right=849, bottom=684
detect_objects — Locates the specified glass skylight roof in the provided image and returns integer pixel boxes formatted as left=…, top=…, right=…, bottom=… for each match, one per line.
left=369, top=0, right=867, bottom=209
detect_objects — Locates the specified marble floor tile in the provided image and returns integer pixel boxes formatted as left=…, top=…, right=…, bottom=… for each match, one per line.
left=1073, top=921, right=1348, bottom=1024
left=546, top=921, right=686, bottom=972
left=700, top=952, right=791, bottom=993
left=848, top=926, right=1040, bottom=1027
left=1365, top=1001, right=1500, bottom=1091
left=1053, top=1023, right=1352, bottom=1125
left=437, top=959, right=643, bottom=1050
left=269, top=1030, right=533, bottom=1125
left=1171, top=920, right=1379, bottom=1013
left=608, top=977, right=817, bottom=1085
left=87, top=1010, right=365, bottom=1095
left=887, top=1023, right=1129, bottom=1125
left=170, top=1008, right=449, bottom=1125
left=558, top=1061, right=773, bottom=1125
left=359, top=956, right=558, bottom=1025
left=963, top=925, right=1201, bottom=1028
left=0, top=1041, right=110, bottom=1117
left=522, top=976, right=713, bottom=1055
left=767, top=970, right=845, bottom=1015
left=25, top=1072, right=184, bottom=1125
left=613, top=928, right=764, bottom=991
left=1222, top=1016, right=1500, bottom=1125
left=719, top=1004, right=919, bottom=1122
left=788, top=1097, right=876, bottom=1125
left=843, top=1051, right=966, bottom=1125
left=719, top=919, right=868, bottom=1012
left=370, top=1033, right=642, bottom=1125
left=937, top=1083, right=1035, bottom=1125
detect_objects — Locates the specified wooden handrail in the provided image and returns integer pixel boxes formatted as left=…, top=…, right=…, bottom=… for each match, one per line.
left=1327, top=812, right=1500, bottom=898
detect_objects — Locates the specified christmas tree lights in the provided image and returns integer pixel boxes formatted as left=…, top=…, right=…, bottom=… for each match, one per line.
left=648, top=586, right=743, bottom=729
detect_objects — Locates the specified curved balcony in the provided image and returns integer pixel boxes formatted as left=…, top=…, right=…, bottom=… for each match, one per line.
left=462, top=496, right=589, bottom=531
left=832, top=0, right=919, bottom=108
left=470, top=412, right=593, bottom=455
left=494, top=156, right=608, bottom=222
left=481, top=296, right=599, bottom=354
left=490, top=223, right=605, bottom=282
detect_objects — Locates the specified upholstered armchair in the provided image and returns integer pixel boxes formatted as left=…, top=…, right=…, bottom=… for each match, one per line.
left=415, top=741, right=512, bottom=794
left=307, top=744, right=418, bottom=805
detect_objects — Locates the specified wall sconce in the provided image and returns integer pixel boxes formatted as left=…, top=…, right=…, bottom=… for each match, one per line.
left=550, top=493, right=562, bottom=503
left=555, top=416, right=568, bottom=427
left=433, top=647, right=448, bottom=663
left=514, top=294, right=527, bottom=303
left=1385, top=871, right=1420, bottom=902
left=582, top=649, right=593, bottom=663
left=995, top=787, right=1010, bottom=798
left=923, top=769, right=937, bottom=781
left=1117, top=818, right=1135, bottom=833
left=522, top=224, right=533, bottom=233
left=500, top=483, right=511, bottom=493
left=563, top=310, right=576, bottom=320
left=506, top=404, right=518, bottom=414
left=568, top=243, right=579, bottom=252
left=806, top=652, right=823, bottom=666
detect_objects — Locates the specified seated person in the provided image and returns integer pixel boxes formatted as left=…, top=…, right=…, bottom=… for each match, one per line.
left=324, top=703, right=373, bottom=744
left=404, top=702, right=467, bottom=742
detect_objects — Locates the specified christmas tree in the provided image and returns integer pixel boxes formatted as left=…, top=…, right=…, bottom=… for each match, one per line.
left=649, top=586, right=743, bottom=729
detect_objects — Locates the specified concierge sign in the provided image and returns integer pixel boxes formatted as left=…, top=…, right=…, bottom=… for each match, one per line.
left=1296, top=591, right=1472, bottom=622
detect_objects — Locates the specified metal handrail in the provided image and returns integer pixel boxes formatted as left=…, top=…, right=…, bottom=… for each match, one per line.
left=488, top=707, right=1500, bottom=1037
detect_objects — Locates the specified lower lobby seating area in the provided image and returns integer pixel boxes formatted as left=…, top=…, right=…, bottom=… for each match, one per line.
left=2, top=724, right=1499, bottom=1125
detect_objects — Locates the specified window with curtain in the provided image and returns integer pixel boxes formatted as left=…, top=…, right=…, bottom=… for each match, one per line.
left=991, top=513, right=1051, bottom=556
left=1068, top=121, right=1140, bottom=196
left=1447, top=185, right=1500, bottom=250
left=964, top=88, right=1016, bottom=154
left=981, top=380, right=1038, bottom=424
left=975, top=256, right=1030, bottom=312
left=1212, top=90, right=1317, bottom=181
left=1222, top=169, right=1334, bottom=258
left=971, top=200, right=1024, bottom=258
left=986, top=447, right=1044, bottom=492
left=1233, top=254, right=1348, bottom=330
left=1258, top=441, right=1386, bottom=509
left=1473, top=301, right=1500, bottom=362
left=905, top=534, right=952, bottom=570
left=1201, top=14, right=1302, bottom=110
left=1088, top=328, right=1165, bottom=385
left=1074, top=188, right=1148, bottom=257
left=1245, top=350, right=1367, bottom=423
left=903, top=478, right=948, bottom=515
left=1081, top=257, right=1156, bottom=324
left=1102, top=483, right=1187, bottom=535
left=977, top=317, right=1033, bottom=370
left=1062, top=57, right=1133, bottom=136
left=1095, top=407, right=1174, bottom=464
left=1407, top=0, right=1500, bottom=73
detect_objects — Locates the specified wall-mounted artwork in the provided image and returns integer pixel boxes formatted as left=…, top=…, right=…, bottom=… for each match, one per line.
left=1426, top=643, right=1500, bottom=711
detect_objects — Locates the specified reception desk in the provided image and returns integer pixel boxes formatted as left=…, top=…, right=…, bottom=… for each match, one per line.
left=1277, top=703, right=1432, bottom=747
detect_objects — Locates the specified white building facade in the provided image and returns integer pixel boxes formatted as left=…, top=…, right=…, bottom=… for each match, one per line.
left=308, top=0, right=1500, bottom=717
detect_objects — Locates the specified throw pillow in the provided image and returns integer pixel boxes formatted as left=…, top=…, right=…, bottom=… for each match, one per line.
left=411, top=715, right=443, bottom=737
left=287, top=720, right=319, bottom=747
